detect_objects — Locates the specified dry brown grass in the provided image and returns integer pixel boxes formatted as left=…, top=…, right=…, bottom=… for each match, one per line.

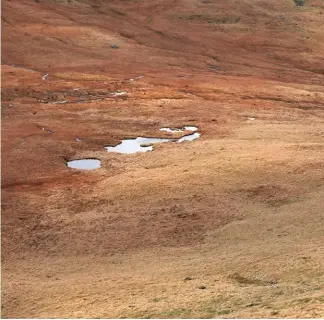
left=2, top=0, right=324, bottom=318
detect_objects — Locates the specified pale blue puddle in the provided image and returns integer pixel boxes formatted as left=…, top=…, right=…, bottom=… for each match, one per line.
left=159, top=128, right=183, bottom=133
left=67, top=159, right=101, bottom=170
left=177, top=132, right=200, bottom=143
left=106, top=128, right=200, bottom=154
left=183, top=126, right=198, bottom=131
left=105, top=137, right=174, bottom=154
left=159, top=126, right=198, bottom=133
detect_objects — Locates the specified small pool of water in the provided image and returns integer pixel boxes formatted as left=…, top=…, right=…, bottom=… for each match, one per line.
left=160, top=128, right=183, bottom=133
left=106, top=127, right=200, bottom=154
left=177, top=132, right=200, bottom=143
left=183, top=126, right=198, bottom=131
left=159, top=126, right=198, bottom=133
left=67, top=159, right=101, bottom=170
left=105, top=137, right=174, bottom=154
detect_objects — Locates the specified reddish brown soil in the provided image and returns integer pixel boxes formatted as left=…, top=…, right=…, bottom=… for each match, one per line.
left=2, top=0, right=324, bottom=318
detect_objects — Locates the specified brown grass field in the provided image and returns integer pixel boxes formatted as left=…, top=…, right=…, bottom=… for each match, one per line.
left=1, top=0, right=324, bottom=318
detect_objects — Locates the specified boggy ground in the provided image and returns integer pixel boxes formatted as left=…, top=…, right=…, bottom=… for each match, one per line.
left=2, top=0, right=324, bottom=318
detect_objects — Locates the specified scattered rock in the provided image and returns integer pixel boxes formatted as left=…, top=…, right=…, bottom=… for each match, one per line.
left=245, top=302, right=260, bottom=307
left=210, top=65, right=221, bottom=70
left=210, top=65, right=226, bottom=71
left=198, top=285, right=206, bottom=289
left=111, top=44, right=119, bottom=49
left=184, top=277, right=193, bottom=281
left=52, top=100, right=68, bottom=104
left=42, top=127, right=55, bottom=134
left=110, top=90, right=127, bottom=97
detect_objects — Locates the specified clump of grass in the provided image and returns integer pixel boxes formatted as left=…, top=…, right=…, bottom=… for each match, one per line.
left=229, top=272, right=277, bottom=286
left=208, top=17, right=240, bottom=24
left=180, top=14, right=240, bottom=24
left=155, top=30, right=165, bottom=36
left=110, top=8, right=126, bottom=16
left=294, top=0, right=305, bottom=6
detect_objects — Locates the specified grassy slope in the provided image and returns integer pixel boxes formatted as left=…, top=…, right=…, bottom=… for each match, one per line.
left=2, top=0, right=324, bottom=317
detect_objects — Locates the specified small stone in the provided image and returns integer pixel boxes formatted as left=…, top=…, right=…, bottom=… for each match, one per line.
left=184, top=277, right=193, bottom=281
left=210, top=65, right=221, bottom=70
left=198, top=285, right=206, bottom=289
left=245, top=302, right=260, bottom=307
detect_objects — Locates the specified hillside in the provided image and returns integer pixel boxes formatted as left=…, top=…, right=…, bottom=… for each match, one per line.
left=2, top=0, right=324, bottom=317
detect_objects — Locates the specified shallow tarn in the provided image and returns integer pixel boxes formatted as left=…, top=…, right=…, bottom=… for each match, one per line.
left=67, top=159, right=101, bottom=170
left=106, top=130, right=200, bottom=154
left=67, top=127, right=200, bottom=169
left=105, top=137, right=173, bottom=154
